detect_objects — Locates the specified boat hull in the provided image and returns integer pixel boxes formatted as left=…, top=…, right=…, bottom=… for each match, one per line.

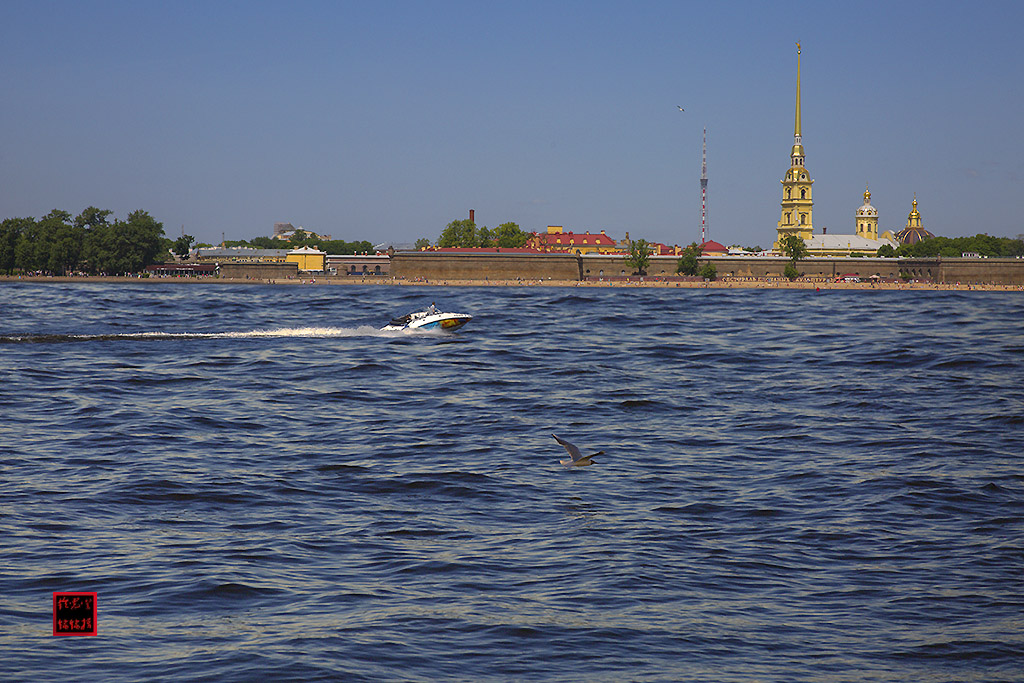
left=381, top=312, right=472, bottom=332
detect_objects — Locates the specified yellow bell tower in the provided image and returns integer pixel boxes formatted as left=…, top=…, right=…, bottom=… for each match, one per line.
left=776, top=42, right=814, bottom=249
left=856, top=184, right=879, bottom=240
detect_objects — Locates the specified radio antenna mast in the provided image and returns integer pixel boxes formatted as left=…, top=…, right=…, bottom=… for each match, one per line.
left=700, top=127, right=708, bottom=245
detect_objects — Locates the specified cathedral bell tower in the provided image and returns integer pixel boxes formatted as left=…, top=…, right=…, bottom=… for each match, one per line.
left=856, top=184, right=878, bottom=240
left=776, top=42, right=814, bottom=248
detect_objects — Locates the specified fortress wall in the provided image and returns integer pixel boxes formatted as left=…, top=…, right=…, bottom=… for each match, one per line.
left=219, top=262, right=298, bottom=279
left=936, top=259, right=1024, bottom=285
left=390, top=253, right=1024, bottom=285
left=391, top=253, right=582, bottom=280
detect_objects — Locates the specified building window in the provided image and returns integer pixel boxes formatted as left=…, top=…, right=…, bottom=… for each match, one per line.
left=800, top=189, right=806, bottom=199
left=786, top=188, right=791, bottom=199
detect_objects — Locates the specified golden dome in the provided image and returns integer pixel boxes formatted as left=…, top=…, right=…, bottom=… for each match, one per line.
left=896, top=194, right=932, bottom=244
left=909, top=196, right=920, bottom=221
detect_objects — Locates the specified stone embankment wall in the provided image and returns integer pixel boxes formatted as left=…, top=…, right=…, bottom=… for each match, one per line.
left=391, top=253, right=1024, bottom=285
left=219, top=262, right=298, bottom=279
left=391, top=253, right=582, bottom=281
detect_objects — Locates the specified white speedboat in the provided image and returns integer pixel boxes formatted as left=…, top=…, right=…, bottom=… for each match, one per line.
left=381, top=305, right=472, bottom=332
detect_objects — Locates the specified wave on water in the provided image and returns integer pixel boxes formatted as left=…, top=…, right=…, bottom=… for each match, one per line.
left=0, top=326, right=447, bottom=343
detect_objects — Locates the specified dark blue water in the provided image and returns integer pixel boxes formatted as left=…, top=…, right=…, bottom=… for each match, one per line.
left=2, top=283, right=1022, bottom=682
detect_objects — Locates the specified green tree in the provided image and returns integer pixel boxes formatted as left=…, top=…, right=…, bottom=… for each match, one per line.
left=876, top=244, right=896, bottom=257
left=14, top=217, right=47, bottom=272
left=172, top=234, right=195, bottom=258
left=20, top=210, right=73, bottom=274
left=783, top=262, right=800, bottom=281
left=285, top=230, right=319, bottom=248
left=414, top=238, right=432, bottom=250
left=74, top=207, right=113, bottom=230
left=49, top=219, right=84, bottom=275
left=477, top=225, right=494, bottom=246
left=70, top=207, right=115, bottom=274
left=675, top=242, right=702, bottom=276
left=624, top=238, right=652, bottom=276
left=83, top=209, right=167, bottom=274
left=315, top=239, right=373, bottom=254
left=492, top=222, right=529, bottom=248
left=698, top=261, right=717, bottom=281
left=780, top=234, right=809, bottom=261
left=894, top=233, right=1024, bottom=258
left=0, top=217, right=33, bottom=274
left=438, top=219, right=479, bottom=248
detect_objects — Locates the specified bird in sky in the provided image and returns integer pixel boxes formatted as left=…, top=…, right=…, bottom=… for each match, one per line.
left=677, top=106, right=685, bottom=111
left=552, top=434, right=603, bottom=467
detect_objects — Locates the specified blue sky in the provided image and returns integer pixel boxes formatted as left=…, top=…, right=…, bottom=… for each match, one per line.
left=2, top=1, right=1022, bottom=248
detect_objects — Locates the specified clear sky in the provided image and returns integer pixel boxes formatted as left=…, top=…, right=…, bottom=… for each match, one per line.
left=2, top=1, right=1022, bottom=248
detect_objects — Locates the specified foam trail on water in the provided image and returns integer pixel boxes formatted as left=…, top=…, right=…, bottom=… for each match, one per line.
left=210, top=326, right=385, bottom=338
left=1, top=326, right=444, bottom=343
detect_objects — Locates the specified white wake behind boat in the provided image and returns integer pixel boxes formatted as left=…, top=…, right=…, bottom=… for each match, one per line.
left=381, top=305, right=472, bottom=332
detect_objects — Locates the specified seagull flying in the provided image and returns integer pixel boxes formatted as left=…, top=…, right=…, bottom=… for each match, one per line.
left=677, top=106, right=685, bottom=111
left=552, top=434, right=603, bottom=467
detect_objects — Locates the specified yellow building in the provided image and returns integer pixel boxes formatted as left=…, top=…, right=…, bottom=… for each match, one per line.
left=802, top=187, right=897, bottom=256
left=286, top=246, right=326, bottom=272
left=773, top=47, right=896, bottom=257
left=855, top=185, right=879, bottom=240
left=775, top=42, right=814, bottom=249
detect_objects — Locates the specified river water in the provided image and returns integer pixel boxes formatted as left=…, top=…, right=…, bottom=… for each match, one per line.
left=1, top=282, right=1022, bottom=682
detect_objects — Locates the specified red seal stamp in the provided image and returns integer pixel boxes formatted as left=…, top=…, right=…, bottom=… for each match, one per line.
left=52, top=592, right=97, bottom=636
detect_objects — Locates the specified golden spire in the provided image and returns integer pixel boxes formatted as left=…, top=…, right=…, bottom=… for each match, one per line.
left=864, top=183, right=871, bottom=204
left=907, top=193, right=922, bottom=227
left=794, top=42, right=802, bottom=138
left=790, top=42, right=804, bottom=162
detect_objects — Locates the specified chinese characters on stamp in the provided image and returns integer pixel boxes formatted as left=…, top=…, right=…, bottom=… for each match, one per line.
left=52, top=592, right=97, bottom=636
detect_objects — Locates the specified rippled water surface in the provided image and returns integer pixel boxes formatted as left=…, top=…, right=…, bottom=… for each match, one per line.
left=2, top=282, right=1022, bottom=682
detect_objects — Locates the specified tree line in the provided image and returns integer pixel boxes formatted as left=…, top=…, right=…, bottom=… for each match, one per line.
left=217, top=231, right=374, bottom=255
left=0, top=207, right=167, bottom=276
left=877, top=234, right=1024, bottom=258
left=428, top=219, right=531, bottom=249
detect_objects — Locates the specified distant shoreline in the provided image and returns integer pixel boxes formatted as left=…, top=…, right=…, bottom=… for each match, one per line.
left=3, top=274, right=1022, bottom=291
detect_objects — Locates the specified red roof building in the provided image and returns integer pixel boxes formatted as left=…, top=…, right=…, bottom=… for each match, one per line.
left=700, top=240, right=728, bottom=256
left=425, top=247, right=543, bottom=253
left=527, top=226, right=620, bottom=254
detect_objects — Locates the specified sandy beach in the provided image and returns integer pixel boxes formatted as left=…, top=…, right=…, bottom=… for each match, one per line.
left=3, top=274, right=1022, bottom=291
